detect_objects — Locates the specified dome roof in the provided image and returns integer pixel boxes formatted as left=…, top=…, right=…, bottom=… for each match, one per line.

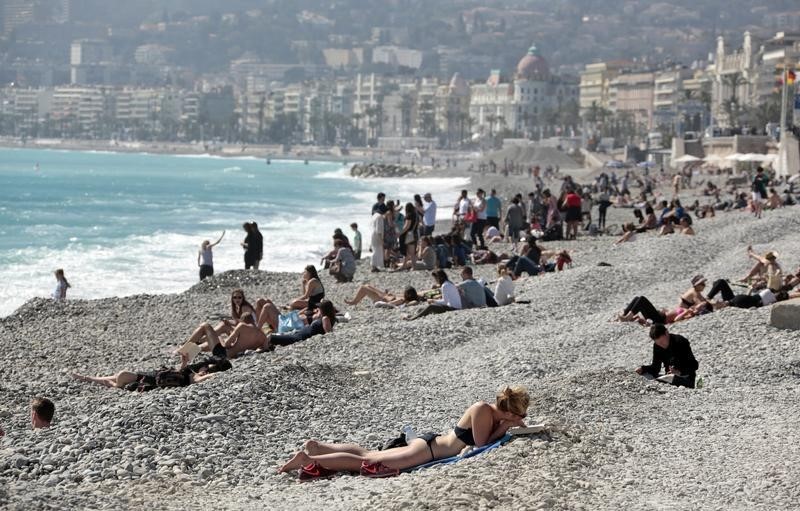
left=516, top=44, right=549, bottom=80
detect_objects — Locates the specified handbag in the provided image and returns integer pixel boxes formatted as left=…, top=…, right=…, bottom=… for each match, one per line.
left=463, top=209, right=477, bottom=224
left=278, top=310, right=304, bottom=333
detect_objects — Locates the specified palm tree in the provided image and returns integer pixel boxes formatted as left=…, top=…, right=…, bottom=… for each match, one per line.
left=721, top=73, right=748, bottom=128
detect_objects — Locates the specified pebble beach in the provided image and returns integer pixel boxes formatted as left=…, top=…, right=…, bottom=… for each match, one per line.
left=1, top=164, right=799, bottom=510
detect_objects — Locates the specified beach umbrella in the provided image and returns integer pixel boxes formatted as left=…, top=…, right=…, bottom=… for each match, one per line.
left=703, top=154, right=724, bottom=163
left=673, top=154, right=701, bottom=163
left=637, top=161, right=656, bottom=168
left=604, top=160, right=625, bottom=168
left=725, top=153, right=744, bottom=161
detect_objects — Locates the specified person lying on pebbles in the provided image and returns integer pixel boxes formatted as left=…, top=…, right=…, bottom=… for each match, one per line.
left=706, top=278, right=795, bottom=309
left=635, top=324, right=698, bottom=389
left=184, top=315, right=268, bottom=359
left=260, top=300, right=338, bottom=350
left=616, top=295, right=708, bottom=326
left=404, top=270, right=462, bottom=320
left=277, top=386, right=529, bottom=481
left=344, top=284, right=420, bottom=307
left=255, top=265, right=325, bottom=330
left=72, top=352, right=229, bottom=391
left=470, top=248, right=511, bottom=265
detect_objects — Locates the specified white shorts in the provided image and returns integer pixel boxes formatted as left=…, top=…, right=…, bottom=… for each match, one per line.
left=751, top=192, right=762, bottom=203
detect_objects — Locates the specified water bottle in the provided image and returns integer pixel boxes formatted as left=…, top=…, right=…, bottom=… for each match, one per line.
left=402, top=425, right=416, bottom=443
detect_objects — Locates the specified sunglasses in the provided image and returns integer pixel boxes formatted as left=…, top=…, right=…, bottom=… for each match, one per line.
left=233, top=296, right=244, bottom=300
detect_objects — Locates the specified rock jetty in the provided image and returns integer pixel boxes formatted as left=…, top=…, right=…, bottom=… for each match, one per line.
left=350, top=163, right=421, bottom=178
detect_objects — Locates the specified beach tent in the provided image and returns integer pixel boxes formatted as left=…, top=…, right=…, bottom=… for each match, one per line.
left=604, top=160, right=625, bottom=168
left=637, top=161, right=656, bottom=168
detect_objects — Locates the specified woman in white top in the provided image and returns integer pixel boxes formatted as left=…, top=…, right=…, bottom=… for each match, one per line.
left=493, top=264, right=515, bottom=306
left=370, top=211, right=385, bottom=272
left=405, top=270, right=461, bottom=320
left=198, top=230, right=225, bottom=281
left=52, top=269, right=70, bottom=301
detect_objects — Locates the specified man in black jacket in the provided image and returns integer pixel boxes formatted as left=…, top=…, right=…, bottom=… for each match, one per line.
left=636, top=324, right=698, bottom=388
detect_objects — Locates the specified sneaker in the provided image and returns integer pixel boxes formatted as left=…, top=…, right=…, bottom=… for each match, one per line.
left=298, top=462, right=337, bottom=482
left=360, top=461, right=399, bottom=478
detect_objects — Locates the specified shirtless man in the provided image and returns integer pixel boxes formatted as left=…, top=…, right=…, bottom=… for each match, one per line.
left=184, top=318, right=268, bottom=359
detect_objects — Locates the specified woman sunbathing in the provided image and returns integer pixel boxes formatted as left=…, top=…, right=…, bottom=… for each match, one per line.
left=256, top=265, right=324, bottom=329
left=740, top=246, right=781, bottom=287
left=72, top=353, right=229, bottom=391
left=345, top=285, right=419, bottom=307
left=266, top=300, right=338, bottom=348
left=278, top=386, right=529, bottom=481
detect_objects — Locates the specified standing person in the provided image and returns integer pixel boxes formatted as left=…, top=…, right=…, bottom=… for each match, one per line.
left=52, top=269, right=70, bottom=301
left=372, top=192, right=388, bottom=215
left=455, top=190, right=470, bottom=221
left=370, top=208, right=384, bottom=273
left=399, top=202, right=419, bottom=270
left=751, top=166, right=768, bottom=219
left=413, top=194, right=426, bottom=237
left=198, top=230, right=225, bottom=281
left=542, top=189, right=561, bottom=229
left=422, top=193, right=437, bottom=236
left=635, top=324, right=698, bottom=389
left=562, top=188, right=582, bottom=240
left=241, top=222, right=255, bottom=269
left=486, top=189, right=502, bottom=229
left=350, top=223, right=362, bottom=260
left=597, top=189, right=611, bottom=230
left=470, top=189, right=488, bottom=249
left=31, top=397, right=55, bottom=429
left=504, top=197, right=525, bottom=243
left=250, top=222, right=263, bottom=270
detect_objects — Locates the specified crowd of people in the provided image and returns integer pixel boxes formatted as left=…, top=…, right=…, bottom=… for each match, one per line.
left=26, top=158, right=799, bottom=483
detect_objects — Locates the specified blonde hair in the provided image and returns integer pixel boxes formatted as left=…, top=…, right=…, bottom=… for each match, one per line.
left=496, top=386, right=530, bottom=416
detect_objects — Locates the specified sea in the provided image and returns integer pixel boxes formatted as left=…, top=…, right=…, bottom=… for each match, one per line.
left=0, top=148, right=469, bottom=317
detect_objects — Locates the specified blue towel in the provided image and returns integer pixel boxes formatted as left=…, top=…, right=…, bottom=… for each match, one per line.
left=406, top=434, right=513, bottom=472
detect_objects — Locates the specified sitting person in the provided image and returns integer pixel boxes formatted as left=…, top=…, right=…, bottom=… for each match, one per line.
left=329, top=239, right=356, bottom=283
left=183, top=315, right=268, bottom=359
left=484, top=224, right=504, bottom=243
left=635, top=324, right=698, bottom=389
left=216, top=289, right=258, bottom=335
left=256, top=265, right=325, bottom=329
left=740, top=247, right=781, bottom=288
left=72, top=352, right=228, bottom=391
left=345, top=285, right=419, bottom=307
left=404, top=270, right=462, bottom=320
left=677, top=215, right=695, bottom=235
left=278, top=386, right=529, bottom=480
left=266, top=300, right=337, bottom=348
left=767, top=188, right=783, bottom=210
left=417, top=236, right=437, bottom=270
left=506, top=237, right=543, bottom=277
left=458, top=266, right=486, bottom=309
left=614, top=223, right=638, bottom=244
left=31, top=397, right=55, bottom=429
left=494, top=264, right=515, bottom=306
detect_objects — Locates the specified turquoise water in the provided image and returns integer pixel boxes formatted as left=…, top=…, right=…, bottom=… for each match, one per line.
left=0, top=148, right=468, bottom=316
